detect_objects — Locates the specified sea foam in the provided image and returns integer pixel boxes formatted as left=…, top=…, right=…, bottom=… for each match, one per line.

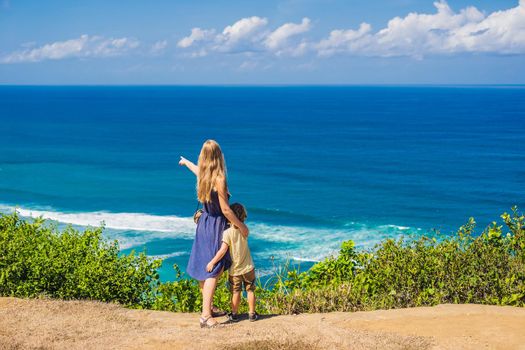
left=0, top=204, right=195, bottom=233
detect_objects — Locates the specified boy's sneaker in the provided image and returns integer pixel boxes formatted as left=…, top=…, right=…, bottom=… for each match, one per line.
left=249, top=312, right=259, bottom=322
left=227, top=312, right=239, bottom=323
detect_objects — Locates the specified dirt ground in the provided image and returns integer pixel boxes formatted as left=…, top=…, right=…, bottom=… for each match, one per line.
left=1, top=297, right=524, bottom=350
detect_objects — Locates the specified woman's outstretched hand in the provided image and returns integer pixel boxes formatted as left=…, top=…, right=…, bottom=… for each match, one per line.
left=179, top=156, right=199, bottom=176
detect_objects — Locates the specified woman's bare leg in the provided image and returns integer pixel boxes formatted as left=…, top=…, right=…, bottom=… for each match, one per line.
left=201, top=277, right=218, bottom=319
left=201, top=268, right=223, bottom=321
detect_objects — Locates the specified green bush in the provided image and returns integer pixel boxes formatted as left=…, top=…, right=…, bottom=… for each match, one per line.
left=0, top=212, right=161, bottom=308
left=151, top=265, right=202, bottom=312
left=279, top=240, right=358, bottom=290
left=267, top=207, right=525, bottom=313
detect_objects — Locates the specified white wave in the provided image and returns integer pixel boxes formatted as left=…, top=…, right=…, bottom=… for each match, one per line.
left=0, top=204, right=195, bottom=233
left=0, top=204, right=197, bottom=250
left=250, top=223, right=412, bottom=263
left=380, top=224, right=410, bottom=230
left=149, top=251, right=188, bottom=260
left=103, top=229, right=194, bottom=250
left=291, top=256, right=321, bottom=263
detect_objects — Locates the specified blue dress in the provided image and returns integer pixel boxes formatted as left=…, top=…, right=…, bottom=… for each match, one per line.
left=186, top=191, right=231, bottom=281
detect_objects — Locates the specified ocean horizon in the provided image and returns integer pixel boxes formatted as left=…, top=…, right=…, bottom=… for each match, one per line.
left=1, top=85, right=524, bottom=280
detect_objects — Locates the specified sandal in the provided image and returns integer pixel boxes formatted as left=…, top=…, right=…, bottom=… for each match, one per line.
left=200, top=315, right=219, bottom=329
left=211, top=305, right=227, bottom=317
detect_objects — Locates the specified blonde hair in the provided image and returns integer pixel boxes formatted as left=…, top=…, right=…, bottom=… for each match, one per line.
left=197, top=140, right=227, bottom=203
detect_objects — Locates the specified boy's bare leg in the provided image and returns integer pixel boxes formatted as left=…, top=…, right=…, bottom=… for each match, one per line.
left=231, top=291, right=241, bottom=314
left=247, top=290, right=256, bottom=314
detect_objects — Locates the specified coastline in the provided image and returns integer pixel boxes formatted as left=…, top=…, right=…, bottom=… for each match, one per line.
left=1, top=297, right=524, bottom=349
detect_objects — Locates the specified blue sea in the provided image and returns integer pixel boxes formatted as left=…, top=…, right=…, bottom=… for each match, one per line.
left=1, top=86, right=524, bottom=280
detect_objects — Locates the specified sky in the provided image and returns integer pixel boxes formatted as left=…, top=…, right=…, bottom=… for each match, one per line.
left=1, top=0, right=524, bottom=85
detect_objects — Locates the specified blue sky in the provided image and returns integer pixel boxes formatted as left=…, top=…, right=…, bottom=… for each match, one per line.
left=1, top=0, right=524, bottom=84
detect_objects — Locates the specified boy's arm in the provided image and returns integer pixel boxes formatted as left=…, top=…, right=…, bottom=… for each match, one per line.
left=206, top=242, right=229, bottom=272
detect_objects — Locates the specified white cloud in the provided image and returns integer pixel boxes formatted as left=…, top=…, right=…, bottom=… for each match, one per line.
left=444, top=0, right=525, bottom=54
left=177, top=1, right=525, bottom=60
left=317, top=23, right=372, bottom=57
left=1, top=35, right=140, bottom=64
left=150, top=40, right=168, bottom=54
left=3, top=35, right=90, bottom=63
left=178, top=16, right=312, bottom=56
left=316, top=0, right=525, bottom=58
left=89, top=36, right=139, bottom=56
left=217, top=16, right=268, bottom=51
left=264, top=17, right=311, bottom=55
left=369, top=1, right=485, bottom=57
left=177, top=28, right=215, bottom=48
left=177, top=16, right=271, bottom=55
left=3, top=1, right=522, bottom=67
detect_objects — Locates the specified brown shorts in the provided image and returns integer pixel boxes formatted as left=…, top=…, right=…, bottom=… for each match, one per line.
left=228, top=269, right=256, bottom=293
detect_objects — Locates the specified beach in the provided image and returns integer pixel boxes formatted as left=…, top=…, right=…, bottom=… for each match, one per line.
left=1, top=297, right=524, bottom=350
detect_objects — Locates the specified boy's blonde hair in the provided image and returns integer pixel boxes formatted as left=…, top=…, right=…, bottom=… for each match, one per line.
left=230, top=203, right=247, bottom=223
left=197, top=140, right=227, bottom=203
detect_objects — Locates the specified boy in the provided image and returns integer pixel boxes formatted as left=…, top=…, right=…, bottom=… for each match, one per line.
left=206, top=202, right=258, bottom=322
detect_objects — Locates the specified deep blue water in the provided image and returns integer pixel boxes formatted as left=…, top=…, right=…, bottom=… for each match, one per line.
left=1, top=86, right=524, bottom=280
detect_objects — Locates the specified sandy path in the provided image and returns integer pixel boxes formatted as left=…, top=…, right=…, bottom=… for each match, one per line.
left=0, top=297, right=524, bottom=349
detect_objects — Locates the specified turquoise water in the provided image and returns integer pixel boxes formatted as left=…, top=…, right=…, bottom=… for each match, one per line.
left=1, top=86, right=524, bottom=280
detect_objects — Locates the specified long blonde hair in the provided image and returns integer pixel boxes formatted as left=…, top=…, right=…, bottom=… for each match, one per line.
left=197, top=140, right=227, bottom=203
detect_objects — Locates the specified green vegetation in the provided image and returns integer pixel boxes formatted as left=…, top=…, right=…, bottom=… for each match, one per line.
left=0, top=213, right=161, bottom=308
left=1, top=207, right=524, bottom=314
left=261, top=207, right=525, bottom=313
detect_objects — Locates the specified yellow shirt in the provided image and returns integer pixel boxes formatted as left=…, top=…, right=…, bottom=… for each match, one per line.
left=222, top=226, right=254, bottom=276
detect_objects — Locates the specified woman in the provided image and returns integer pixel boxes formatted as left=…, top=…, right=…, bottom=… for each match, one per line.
left=179, top=140, right=249, bottom=328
